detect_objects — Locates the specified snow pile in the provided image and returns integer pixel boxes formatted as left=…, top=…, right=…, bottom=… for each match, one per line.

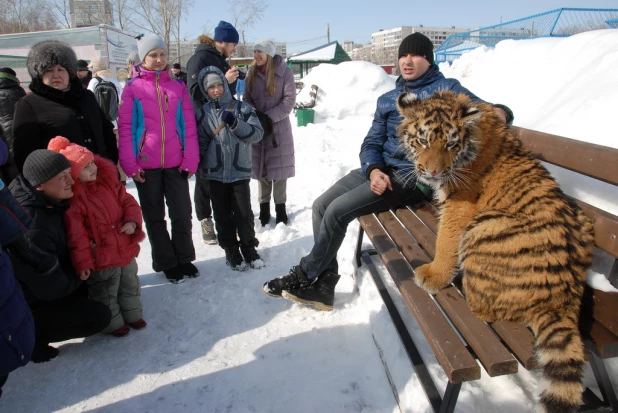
left=296, top=61, right=394, bottom=121
left=441, top=29, right=618, bottom=148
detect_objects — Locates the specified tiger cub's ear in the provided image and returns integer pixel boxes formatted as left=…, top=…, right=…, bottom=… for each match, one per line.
left=396, top=93, right=420, bottom=117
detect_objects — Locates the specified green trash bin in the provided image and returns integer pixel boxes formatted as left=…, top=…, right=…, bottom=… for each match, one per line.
left=297, top=108, right=315, bottom=127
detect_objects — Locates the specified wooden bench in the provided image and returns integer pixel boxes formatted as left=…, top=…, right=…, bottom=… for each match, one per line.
left=355, top=126, right=618, bottom=413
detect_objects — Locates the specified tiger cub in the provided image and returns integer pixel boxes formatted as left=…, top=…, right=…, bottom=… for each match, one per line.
left=396, top=90, right=594, bottom=413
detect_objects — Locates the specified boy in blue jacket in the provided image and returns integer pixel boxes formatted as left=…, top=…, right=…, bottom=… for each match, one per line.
left=196, top=66, right=264, bottom=271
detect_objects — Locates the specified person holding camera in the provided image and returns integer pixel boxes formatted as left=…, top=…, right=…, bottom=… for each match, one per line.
left=186, top=21, right=243, bottom=245
left=118, top=34, right=199, bottom=284
left=243, top=39, right=296, bottom=226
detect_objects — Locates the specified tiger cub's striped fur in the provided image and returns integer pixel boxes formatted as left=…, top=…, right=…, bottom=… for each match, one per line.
left=396, top=91, right=594, bottom=413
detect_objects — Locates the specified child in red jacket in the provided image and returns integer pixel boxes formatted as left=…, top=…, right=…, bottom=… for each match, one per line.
left=48, top=136, right=146, bottom=337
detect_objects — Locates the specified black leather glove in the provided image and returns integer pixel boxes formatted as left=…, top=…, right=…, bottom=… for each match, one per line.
left=255, top=110, right=274, bottom=136
left=221, top=111, right=237, bottom=128
left=6, top=235, right=60, bottom=276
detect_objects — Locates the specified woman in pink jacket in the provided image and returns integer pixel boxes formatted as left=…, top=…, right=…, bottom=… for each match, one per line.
left=118, top=34, right=199, bottom=284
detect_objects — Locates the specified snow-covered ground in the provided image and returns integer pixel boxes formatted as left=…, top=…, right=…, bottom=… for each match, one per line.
left=1, top=29, right=617, bottom=412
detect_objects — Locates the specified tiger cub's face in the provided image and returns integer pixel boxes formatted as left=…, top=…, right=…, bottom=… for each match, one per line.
left=396, top=91, right=482, bottom=189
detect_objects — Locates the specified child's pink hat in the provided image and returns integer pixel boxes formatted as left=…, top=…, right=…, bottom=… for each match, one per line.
left=47, top=136, right=94, bottom=180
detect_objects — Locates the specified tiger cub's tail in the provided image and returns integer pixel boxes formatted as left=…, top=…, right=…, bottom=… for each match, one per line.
left=530, top=309, right=585, bottom=413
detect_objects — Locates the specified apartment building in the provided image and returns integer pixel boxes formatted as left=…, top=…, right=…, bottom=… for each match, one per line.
left=342, top=41, right=363, bottom=56
left=70, top=0, right=113, bottom=28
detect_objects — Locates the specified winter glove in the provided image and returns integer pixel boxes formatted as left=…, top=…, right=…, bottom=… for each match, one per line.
left=6, top=235, right=60, bottom=276
left=255, top=110, right=274, bottom=137
left=221, top=111, right=237, bottom=128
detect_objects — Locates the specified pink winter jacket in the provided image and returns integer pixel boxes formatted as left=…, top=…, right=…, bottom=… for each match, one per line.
left=118, top=65, right=199, bottom=177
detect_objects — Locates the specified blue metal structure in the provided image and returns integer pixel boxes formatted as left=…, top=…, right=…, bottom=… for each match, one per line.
left=435, top=8, right=618, bottom=63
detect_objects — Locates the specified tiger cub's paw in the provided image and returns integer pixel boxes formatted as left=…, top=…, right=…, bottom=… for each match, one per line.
left=414, top=263, right=452, bottom=294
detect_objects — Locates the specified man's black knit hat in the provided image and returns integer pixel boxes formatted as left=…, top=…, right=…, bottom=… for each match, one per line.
left=23, top=149, right=71, bottom=187
left=398, top=32, right=434, bottom=65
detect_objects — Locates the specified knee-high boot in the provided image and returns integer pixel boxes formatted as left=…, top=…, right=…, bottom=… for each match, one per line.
left=275, top=203, right=288, bottom=225
left=259, top=202, right=271, bottom=227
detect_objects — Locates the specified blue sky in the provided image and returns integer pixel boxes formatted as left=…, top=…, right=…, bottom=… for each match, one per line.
left=182, top=1, right=618, bottom=53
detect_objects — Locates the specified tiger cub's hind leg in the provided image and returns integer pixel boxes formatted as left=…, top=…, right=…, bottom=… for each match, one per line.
left=461, top=271, right=499, bottom=323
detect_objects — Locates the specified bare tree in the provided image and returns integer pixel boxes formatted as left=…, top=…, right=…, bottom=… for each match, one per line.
left=170, top=0, right=194, bottom=66
left=229, top=0, right=268, bottom=57
left=51, top=0, right=71, bottom=28
left=0, top=0, right=57, bottom=34
left=126, top=0, right=190, bottom=46
left=114, top=0, right=136, bottom=31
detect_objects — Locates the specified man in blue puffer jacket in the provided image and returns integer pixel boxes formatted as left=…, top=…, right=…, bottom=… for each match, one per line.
left=263, top=33, right=514, bottom=311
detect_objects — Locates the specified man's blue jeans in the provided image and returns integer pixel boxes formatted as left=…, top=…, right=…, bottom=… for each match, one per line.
left=299, top=168, right=427, bottom=280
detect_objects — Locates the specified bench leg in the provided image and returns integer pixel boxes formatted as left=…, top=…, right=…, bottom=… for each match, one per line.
left=588, top=351, right=618, bottom=411
left=362, top=251, right=461, bottom=413
left=355, top=224, right=365, bottom=268
left=440, top=382, right=462, bottom=413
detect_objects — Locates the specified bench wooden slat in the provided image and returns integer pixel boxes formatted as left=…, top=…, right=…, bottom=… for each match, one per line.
left=434, top=287, right=519, bottom=376
left=590, top=290, right=618, bottom=337
left=377, top=211, right=433, bottom=269
left=409, top=201, right=440, bottom=234
left=395, top=208, right=437, bottom=257
left=575, top=200, right=618, bottom=258
left=512, top=126, right=618, bottom=187
left=359, top=214, right=481, bottom=383
left=585, top=321, right=618, bottom=359
left=490, top=321, right=538, bottom=370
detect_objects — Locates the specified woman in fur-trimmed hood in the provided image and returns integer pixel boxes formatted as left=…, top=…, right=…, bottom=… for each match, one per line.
left=11, top=40, right=118, bottom=171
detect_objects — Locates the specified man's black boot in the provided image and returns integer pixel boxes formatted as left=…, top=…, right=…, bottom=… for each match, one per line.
left=262, top=265, right=312, bottom=298
left=258, top=202, right=270, bottom=227
left=281, top=271, right=341, bottom=311
left=275, top=203, right=288, bottom=225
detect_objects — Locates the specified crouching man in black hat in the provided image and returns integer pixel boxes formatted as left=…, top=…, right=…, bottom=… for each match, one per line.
left=8, top=149, right=111, bottom=363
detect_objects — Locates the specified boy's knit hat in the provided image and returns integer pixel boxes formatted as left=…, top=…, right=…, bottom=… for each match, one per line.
left=22, top=149, right=71, bottom=187
left=27, top=40, right=78, bottom=79
left=398, top=32, right=434, bottom=65
left=253, top=39, right=276, bottom=57
left=214, top=21, right=239, bottom=44
left=48, top=136, right=94, bottom=180
left=203, top=72, right=223, bottom=90
left=137, top=34, right=167, bottom=62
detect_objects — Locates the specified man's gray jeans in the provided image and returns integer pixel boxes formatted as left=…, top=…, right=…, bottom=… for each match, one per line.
left=299, top=167, right=426, bottom=280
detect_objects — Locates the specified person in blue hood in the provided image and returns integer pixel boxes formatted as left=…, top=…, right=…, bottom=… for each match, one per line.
left=262, top=32, right=514, bottom=311
left=196, top=66, right=264, bottom=272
